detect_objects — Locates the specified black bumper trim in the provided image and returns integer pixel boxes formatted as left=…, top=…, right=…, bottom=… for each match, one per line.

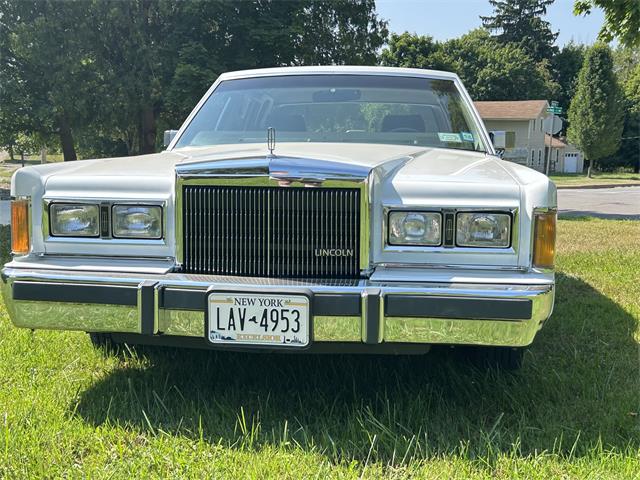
left=139, top=280, right=158, bottom=335
left=161, top=289, right=361, bottom=316
left=12, top=281, right=138, bottom=306
left=385, top=295, right=532, bottom=320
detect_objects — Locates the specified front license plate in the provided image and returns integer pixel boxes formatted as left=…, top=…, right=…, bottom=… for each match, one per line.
left=207, top=292, right=310, bottom=347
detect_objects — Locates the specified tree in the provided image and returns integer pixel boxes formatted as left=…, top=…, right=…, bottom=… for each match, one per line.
left=0, top=0, right=388, bottom=160
left=381, top=29, right=556, bottom=101
left=567, top=43, right=625, bottom=176
left=552, top=42, right=586, bottom=113
left=481, top=0, right=559, bottom=63
left=574, top=0, right=640, bottom=47
left=0, top=0, right=99, bottom=160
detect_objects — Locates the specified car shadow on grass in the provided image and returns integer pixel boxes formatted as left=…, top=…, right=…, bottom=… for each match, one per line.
left=74, top=273, right=639, bottom=463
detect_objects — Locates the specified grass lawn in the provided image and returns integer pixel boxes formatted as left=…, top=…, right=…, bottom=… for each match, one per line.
left=0, top=218, right=639, bottom=478
left=550, top=172, right=640, bottom=187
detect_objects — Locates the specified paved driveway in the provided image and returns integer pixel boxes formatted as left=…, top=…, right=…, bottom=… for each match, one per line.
left=558, top=186, right=640, bottom=220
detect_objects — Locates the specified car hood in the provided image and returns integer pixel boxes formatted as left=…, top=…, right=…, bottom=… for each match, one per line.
left=14, top=142, right=548, bottom=200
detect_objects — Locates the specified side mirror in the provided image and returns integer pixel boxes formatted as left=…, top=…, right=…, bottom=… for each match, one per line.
left=489, top=130, right=506, bottom=149
left=163, top=129, right=178, bottom=147
left=489, top=130, right=506, bottom=158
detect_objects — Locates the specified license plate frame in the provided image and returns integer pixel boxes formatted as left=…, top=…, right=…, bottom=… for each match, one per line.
left=205, top=288, right=313, bottom=349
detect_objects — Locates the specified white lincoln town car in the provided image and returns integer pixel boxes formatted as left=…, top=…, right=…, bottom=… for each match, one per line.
left=2, top=67, right=556, bottom=369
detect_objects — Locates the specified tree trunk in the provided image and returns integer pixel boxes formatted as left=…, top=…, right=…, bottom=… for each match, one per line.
left=58, top=118, right=77, bottom=161
left=587, top=159, right=593, bottom=178
left=139, top=106, right=157, bottom=154
left=8, top=144, right=14, bottom=161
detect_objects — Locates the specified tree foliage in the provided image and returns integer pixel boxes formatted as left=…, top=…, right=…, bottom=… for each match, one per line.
left=0, top=0, right=388, bottom=160
left=481, top=0, right=559, bottom=62
left=574, top=0, right=640, bottom=47
left=567, top=43, right=625, bottom=175
left=381, top=29, right=556, bottom=101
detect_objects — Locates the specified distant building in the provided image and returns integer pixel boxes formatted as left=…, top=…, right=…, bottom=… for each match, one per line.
left=474, top=100, right=584, bottom=174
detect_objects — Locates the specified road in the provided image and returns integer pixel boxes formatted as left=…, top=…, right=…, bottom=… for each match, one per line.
left=557, top=186, right=640, bottom=220
left=0, top=186, right=639, bottom=226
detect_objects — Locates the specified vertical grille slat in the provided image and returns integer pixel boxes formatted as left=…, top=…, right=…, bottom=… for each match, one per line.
left=183, top=185, right=360, bottom=278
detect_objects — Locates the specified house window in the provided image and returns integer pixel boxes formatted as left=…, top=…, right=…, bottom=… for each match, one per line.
left=505, top=131, right=516, bottom=149
left=540, top=119, right=543, bottom=131
left=538, top=150, right=542, bottom=166
left=531, top=149, right=535, bottom=166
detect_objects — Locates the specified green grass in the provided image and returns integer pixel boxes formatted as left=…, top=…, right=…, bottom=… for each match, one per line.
left=0, top=219, right=639, bottom=478
left=550, top=172, right=640, bottom=187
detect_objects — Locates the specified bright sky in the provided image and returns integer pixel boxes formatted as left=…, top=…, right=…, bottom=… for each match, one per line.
left=376, top=0, right=606, bottom=46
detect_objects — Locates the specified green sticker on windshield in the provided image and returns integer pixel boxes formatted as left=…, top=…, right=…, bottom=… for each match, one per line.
left=438, top=132, right=462, bottom=143
left=461, top=132, right=474, bottom=142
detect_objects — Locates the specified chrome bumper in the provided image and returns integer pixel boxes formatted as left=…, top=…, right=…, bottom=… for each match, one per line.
left=1, top=266, right=554, bottom=349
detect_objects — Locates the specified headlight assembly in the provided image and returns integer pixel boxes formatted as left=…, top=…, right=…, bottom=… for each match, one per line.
left=112, top=205, right=162, bottom=239
left=388, top=211, right=442, bottom=246
left=50, top=203, right=99, bottom=237
left=456, top=212, right=511, bottom=248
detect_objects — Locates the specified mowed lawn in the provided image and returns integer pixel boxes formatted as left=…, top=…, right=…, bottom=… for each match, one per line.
left=0, top=218, right=638, bottom=478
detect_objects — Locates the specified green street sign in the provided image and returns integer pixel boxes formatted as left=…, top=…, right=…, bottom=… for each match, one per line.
left=547, top=106, right=562, bottom=114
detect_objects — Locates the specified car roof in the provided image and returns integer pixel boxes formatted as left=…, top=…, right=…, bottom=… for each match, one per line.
left=218, top=65, right=460, bottom=82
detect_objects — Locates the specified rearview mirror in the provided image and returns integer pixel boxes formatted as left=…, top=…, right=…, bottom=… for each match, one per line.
left=163, top=129, right=178, bottom=147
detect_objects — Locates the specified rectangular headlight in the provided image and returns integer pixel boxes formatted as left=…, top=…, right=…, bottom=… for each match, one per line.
left=50, top=203, right=99, bottom=237
left=388, top=211, right=442, bottom=246
left=456, top=212, right=511, bottom=248
left=112, top=205, right=162, bottom=239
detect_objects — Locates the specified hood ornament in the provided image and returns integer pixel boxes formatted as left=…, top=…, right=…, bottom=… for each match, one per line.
left=267, top=127, right=276, bottom=157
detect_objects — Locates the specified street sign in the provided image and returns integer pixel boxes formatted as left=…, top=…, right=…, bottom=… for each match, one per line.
left=550, top=100, right=559, bottom=107
left=544, top=115, right=563, bottom=134
left=547, top=106, right=562, bottom=114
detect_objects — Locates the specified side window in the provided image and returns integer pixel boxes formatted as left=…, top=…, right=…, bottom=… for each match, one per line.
left=505, top=131, right=516, bottom=149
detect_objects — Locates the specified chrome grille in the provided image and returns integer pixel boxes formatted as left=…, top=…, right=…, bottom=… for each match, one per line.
left=182, top=186, right=361, bottom=278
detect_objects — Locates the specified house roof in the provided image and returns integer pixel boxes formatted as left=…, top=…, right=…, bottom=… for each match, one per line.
left=545, top=134, right=568, bottom=149
left=474, top=100, right=549, bottom=120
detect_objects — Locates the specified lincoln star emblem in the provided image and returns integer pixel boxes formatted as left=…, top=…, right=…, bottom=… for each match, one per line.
left=314, top=248, right=354, bottom=257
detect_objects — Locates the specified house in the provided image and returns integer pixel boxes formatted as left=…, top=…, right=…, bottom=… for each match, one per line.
left=545, top=134, right=584, bottom=173
left=474, top=100, right=584, bottom=174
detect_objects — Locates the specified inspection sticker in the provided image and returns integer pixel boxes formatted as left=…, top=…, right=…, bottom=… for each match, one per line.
left=461, top=132, right=474, bottom=142
left=438, top=132, right=462, bottom=143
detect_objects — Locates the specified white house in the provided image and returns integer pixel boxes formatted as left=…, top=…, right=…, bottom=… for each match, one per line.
left=474, top=100, right=584, bottom=174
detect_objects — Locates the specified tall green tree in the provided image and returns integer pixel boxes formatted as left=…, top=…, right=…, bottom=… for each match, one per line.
left=574, top=0, right=640, bottom=47
left=567, top=43, right=625, bottom=176
left=552, top=42, right=586, bottom=113
left=0, top=0, right=388, bottom=160
left=481, top=0, right=559, bottom=63
left=0, top=0, right=99, bottom=160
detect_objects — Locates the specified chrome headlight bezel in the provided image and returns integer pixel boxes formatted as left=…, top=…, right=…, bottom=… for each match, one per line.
left=49, top=203, right=100, bottom=237
left=455, top=211, right=512, bottom=248
left=387, top=211, right=443, bottom=246
left=111, top=204, right=163, bottom=239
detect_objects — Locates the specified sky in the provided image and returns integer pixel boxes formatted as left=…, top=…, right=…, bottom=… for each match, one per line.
left=376, top=0, right=606, bottom=47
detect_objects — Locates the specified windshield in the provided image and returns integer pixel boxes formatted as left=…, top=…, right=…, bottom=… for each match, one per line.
left=174, top=75, right=487, bottom=152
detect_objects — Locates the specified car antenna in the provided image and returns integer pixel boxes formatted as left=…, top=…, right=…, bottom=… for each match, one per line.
left=267, top=127, right=276, bottom=157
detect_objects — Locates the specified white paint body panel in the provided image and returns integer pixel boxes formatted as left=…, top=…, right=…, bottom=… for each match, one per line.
left=11, top=66, right=556, bottom=277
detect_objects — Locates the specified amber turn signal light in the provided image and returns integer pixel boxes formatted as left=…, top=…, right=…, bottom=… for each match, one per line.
left=533, top=212, right=556, bottom=269
left=11, top=199, right=30, bottom=255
